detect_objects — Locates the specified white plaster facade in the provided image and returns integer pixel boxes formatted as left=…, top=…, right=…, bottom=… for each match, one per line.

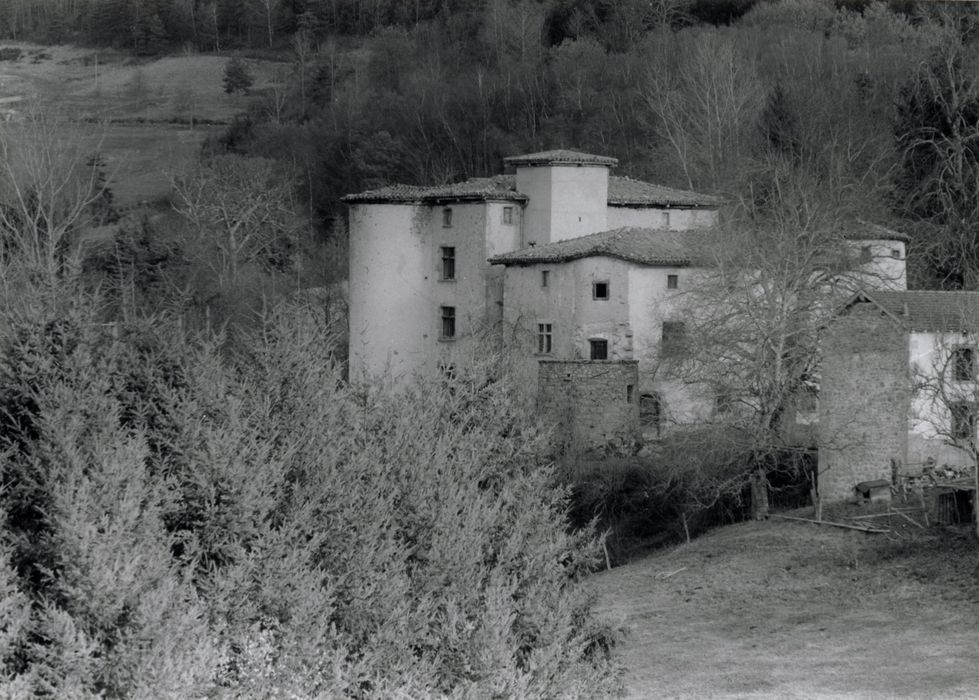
left=345, top=148, right=912, bottom=450
left=344, top=149, right=721, bottom=382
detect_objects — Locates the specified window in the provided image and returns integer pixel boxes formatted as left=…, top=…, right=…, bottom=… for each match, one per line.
left=667, top=274, right=679, bottom=290
left=953, top=346, right=975, bottom=381
left=503, top=206, right=513, bottom=225
left=442, top=207, right=453, bottom=227
left=440, top=306, right=456, bottom=339
left=593, top=281, right=609, bottom=300
left=589, top=339, right=608, bottom=360
left=541, top=270, right=550, bottom=288
left=661, top=321, right=687, bottom=357
left=951, top=401, right=976, bottom=441
left=626, top=385, right=634, bottom=403
left=859, top=245, right=873, bottom=263
left=537, top=323, right=553, bottom=354
left=640, top=393, right=662, bottom=438
left=440, top=246, right=456, bottom=281
left=891, top=248, right=902, bottom=259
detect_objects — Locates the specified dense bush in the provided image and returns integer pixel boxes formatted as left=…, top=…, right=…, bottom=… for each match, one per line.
left=0, top=292, right=618, bottom=697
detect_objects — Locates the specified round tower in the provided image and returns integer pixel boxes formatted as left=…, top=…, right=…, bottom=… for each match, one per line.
left=846, top=220, right=908, bottom=291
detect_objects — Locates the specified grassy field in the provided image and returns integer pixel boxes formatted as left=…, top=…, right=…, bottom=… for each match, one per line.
left=0, top=42, right=286, bottom=206
left=592, top=513, right=979, bottom=699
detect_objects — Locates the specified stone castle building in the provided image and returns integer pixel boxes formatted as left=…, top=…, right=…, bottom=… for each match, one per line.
left=344, top=148, right=948, bottom=504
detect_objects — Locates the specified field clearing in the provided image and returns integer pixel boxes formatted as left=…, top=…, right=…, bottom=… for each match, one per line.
left=0, top=43, right=285, bottom=205
left=591, top=515, right=979, bottom=699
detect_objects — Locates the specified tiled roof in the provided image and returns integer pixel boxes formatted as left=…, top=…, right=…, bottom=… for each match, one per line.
left=608, top=176, right=723, bottom=207
left=843, top=219, right=910, bottom=243
left=341, top=175, right=526, bottom=204
left=345, top=173, right=721, bottom=207
left=488, top=226, right=718, bottom=266
left=851, top=290, right=979, bottom=331
left=503, top=149, right=618, bottom=167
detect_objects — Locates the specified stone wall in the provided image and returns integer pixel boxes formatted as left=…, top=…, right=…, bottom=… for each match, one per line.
left=538, top=360, right=639, bottom=451
left=818, top=302, right=909, bottom=501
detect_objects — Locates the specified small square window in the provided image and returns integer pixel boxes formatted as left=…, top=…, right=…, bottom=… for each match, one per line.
left=953, top=346, right=975, bottom=381
left=503, top=206, right=513, bottom=225
left=440, top=246, right=455, bottom=281
left=593, top=281, right=609, bottom=300
left=667, top=274, right=678, bottom=289
left=442, top=207, right=453, bottom=227
left=537, top=323, right=553, bottom=354
left=661, top=321, right=687, bottom=357
left=589, top=339, right=608, bottom=360
left=541, top=270, right=550, bottom=288
left=440, top=306, right=456, bottom=339
left=891, top=248, right=902, bottom=259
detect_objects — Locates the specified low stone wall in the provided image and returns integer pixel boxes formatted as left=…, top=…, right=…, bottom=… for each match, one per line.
left=538, top=360, right=639, bottom=451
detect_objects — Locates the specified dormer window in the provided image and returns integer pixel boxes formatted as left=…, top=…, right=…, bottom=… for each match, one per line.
left=442, top=207, right=453, bottom=227
left=592, top=281, right=609, bottom=300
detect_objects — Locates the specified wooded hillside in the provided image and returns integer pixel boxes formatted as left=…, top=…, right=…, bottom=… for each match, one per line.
left=5, top=0, right=979, bottom=290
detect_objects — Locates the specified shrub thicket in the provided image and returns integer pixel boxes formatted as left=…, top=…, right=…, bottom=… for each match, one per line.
left=0, top=292, right=618, bottom=697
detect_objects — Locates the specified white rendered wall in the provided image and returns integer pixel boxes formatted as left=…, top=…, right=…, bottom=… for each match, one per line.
left=515, top=164, right=609, bottom=245
left=348, top=203, right=432, bottom=381
left=850, top=239, right=907, bottom=292
left=500, top=262, right=578, bottom=392
left=607, top=207, right=669, bottom=229
left=349, top=201, right=495, bottom=383
left=908, top=331, right=976, bottom=468
left=606, top=206, right=718, bottom=231
left=627, top=265, right=713, bottom=427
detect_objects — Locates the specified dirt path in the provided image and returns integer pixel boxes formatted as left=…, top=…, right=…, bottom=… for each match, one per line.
left=590, top=519, right=979, bottom=699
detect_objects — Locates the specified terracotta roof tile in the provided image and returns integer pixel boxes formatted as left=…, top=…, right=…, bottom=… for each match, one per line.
left=345, top=173, right=721, bottom=207
left=503, top=149, right=618, bottom=166
left=852, top=290, right=979, bottom=331
left=488, top=226, right=718, bottom=266
left=844, top=220, right=910, bottom=243
left=341, top=175, right=526, bottom=203
left=608, top=176, right=723, bottom=207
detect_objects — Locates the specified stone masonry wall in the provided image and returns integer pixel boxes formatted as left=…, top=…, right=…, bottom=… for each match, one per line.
left=538, top=360, right=639, bottom=451
left=818, top=303, right=909, bottom=502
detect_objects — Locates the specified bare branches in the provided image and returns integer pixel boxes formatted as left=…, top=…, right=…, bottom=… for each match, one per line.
left=172, top=156, right=303, bottom=289
left=0, top=105, right=110, bottom=287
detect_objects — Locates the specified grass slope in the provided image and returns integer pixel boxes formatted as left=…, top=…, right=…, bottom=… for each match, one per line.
left=592, top=515, right=979, bottom=699
left=0, top=43, right=286, bottom=206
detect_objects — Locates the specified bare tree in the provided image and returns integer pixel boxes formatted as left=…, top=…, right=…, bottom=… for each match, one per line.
left=640, top=30, right=766, bottom=191
left=0, top=106, right=110, bottom=285
left=909, top=296, right=979, bottom=536
left=673, top=158, right=891, bottom=462
left=172, top=155, right=302, bottom=289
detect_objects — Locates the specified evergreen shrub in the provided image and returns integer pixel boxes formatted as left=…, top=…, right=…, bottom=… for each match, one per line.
left=0, top=293, right=619, bottom=698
